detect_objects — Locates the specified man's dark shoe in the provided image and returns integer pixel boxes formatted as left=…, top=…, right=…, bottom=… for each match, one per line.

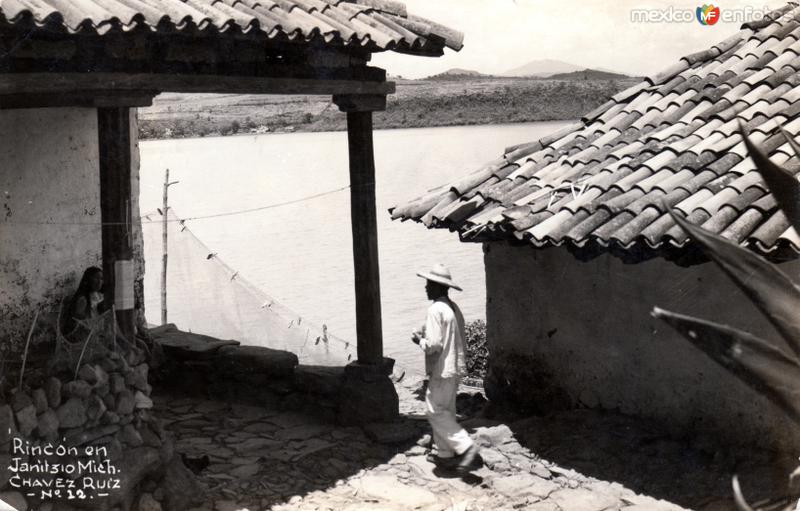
left=454, top=444, right=482, bottom=473
left=426, top=453, right=459, bottom=468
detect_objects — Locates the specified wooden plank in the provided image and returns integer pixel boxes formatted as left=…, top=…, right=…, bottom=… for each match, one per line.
left=0, top=72, right=395, bottom=96
left=345, top=110, right=383, bottom=365
left=98, top=107, right=136, bottom=342
left=333, top=94, right=387, bottom=112
left=0, top=92, right=154, bottom=109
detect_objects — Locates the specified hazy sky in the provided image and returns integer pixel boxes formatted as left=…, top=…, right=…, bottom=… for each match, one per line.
left=372, top=0, right=788, bottom=78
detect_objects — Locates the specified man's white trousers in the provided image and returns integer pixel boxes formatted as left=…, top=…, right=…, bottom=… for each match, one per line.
left=425, top=376, right=473, bottom=457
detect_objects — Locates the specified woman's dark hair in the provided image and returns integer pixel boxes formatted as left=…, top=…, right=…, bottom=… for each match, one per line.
left=71, top=266, right=102, bottom=315
left=62, top=266, right=102, bottom=334
left=76, top=266, right=102, bottom=295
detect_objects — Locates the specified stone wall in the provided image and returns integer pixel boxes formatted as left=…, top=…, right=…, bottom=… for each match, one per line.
left=483, top=241, right=800, bottom=452
left=0, top=107, right=145, bottom=354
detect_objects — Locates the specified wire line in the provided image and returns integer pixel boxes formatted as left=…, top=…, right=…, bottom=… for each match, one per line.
left=3, top=185, right=351, bottom=226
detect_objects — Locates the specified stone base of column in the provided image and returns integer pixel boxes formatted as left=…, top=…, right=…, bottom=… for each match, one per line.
left=337, top=358, right=399, bottom=424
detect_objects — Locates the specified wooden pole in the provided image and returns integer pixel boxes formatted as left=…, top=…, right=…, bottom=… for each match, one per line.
left=161, top=169, right=169, bottom=326
left=98, top=107, right=135, bottom=342
left=344, top=110, right=383, bottom=365
left=160, top=170, right=179, bottom=326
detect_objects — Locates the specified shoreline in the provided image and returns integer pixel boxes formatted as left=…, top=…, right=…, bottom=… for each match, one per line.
left=138, top=118, right=575, bottom=143
left=138, top=77, right=637, bottom=142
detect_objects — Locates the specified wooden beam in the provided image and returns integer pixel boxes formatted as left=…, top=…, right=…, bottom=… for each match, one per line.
left=0, top=92, right=155, bottom=109
left=333, top=94, right=387, bottom=113
left=0, top=73, right=396, bottom=97
left=98, top=107, right=136, bottom=342
left=345, top=110, right=384, bottom=365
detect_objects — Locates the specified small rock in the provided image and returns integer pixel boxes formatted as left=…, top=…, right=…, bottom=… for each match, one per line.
left=230, top=464, right=260, bottom=479
left=44, top=377, right=61, bottom=408
left=101, top=411, right=120, bottom=425
left=95, top=365, right=109, bottom=385
left=121, top=424, right=143, bottom=447
left=475, top=424, right=515, bottom=447
left=36, top=409, right=59, bottom=438
left=135, top=391, right=154, bottom=410
left=406, top=445, right=426, bottom=456
left=479, top=448, right=508, bottom=470
left=32, top=389, right=49, bottom=414
left=127, top=364, right=149, bottom=391
left=64, top=380, right=92, bottom=399
left=492, top=474, right=559, bottom=499
left=79, top=364, right=99, bottom=384
left=10, top=391, right=32, bottom=412
left=138, top=493, right=162, bottom=511
left=389, top=453, right=407, bottom=465
left=57, top=398, right=87, bottom=429
left=103, top=393, right=116, bottom=409
left=213, top=501, right=240, bottom=511
left=116, top=390, right=135, bottom=415
left=0, top=406, right=16, bottom=451
left=95, top=381, right=110, bottom=397
left=87, top=395, right=107, bottom=421
left=15, top=405, right=37, bottom=436
left=532, top=464, right=553, bottom=479
left=0, top=491, right=27, bottom=511
left=274, top=424, right=326, bottom=441
left=357, top=475, right=437, bottom=508
left=549, top=488, right=621, bottom=511
left=111, top=373, right=126, bottom=394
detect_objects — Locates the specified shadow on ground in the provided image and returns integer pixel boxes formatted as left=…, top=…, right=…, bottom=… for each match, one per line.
left=494, top=406, right=794, bottom=510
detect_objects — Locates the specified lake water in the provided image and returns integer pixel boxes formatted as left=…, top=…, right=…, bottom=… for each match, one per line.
left=138, top=121, right=571, bottom=374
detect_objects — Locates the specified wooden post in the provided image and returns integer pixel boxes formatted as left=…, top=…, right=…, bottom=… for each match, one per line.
left=98, top=107, right=135, bottom=342
left=162, top=168, right=169, bottom=325
left=161, top=169, right=179, bottom=326
left=334, top=95, right=387, bottom=366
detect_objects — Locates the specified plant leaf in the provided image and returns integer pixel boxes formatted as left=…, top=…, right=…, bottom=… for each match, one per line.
left=740, top=121, right=800, bottom=233
left=669, top=209, right=800, bottom=357
left=653, top=307, right=800, bottom=424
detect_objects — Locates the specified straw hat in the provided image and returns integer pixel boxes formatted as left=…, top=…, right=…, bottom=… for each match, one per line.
left=417, top=263, right=462, bottom=291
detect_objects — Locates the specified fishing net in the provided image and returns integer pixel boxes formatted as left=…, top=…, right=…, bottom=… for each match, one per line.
left=140, top=209, right=356, bottom=366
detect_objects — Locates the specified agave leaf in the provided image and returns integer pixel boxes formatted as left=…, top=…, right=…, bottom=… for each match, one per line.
left=653, top=307, right=800, bottom=424
left=778, top=124, right=800, bottom=164
left=732, top=476, right=756, bottom=511
left=740, top=122, right=800, bottom=233
left=669, top=210, right=800, bottom=357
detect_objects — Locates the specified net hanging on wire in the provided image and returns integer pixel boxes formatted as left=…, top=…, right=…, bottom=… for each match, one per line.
left=141, top=209, right=356, bottom=366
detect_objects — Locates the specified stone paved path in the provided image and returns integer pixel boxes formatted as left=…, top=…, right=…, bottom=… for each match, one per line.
left=151, top=376, right=715, bottom=511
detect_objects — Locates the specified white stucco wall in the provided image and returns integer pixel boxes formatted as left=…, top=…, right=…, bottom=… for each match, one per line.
left=485, top=241, right=800, bottom=451
left=0, top=107, right=143, bottom=351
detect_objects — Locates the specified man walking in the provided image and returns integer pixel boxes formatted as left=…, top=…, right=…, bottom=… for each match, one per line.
left=412, top=264, right=481, bottom=473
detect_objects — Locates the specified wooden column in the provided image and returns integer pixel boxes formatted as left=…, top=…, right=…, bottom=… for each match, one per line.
left=334, top=94, right=387, bottom=366
left=97, top=107, right=135, bottom=341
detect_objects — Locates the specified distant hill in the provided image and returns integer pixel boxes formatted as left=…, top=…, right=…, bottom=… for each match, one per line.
left=426, top=68, right=489, bottom=80
left=546, top=69, right=631, bottom=80
left=501, top=59, right=583, bottom=78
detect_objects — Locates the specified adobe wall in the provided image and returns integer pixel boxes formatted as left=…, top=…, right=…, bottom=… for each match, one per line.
left=484, top=241, right=800, bottom=452
left=0, top=107, right=144, bottom=354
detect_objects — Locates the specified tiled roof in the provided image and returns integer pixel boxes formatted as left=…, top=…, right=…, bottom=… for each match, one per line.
left=391, top=3, right=800, bottom=259
left=0, top=0, right=462, bottom=56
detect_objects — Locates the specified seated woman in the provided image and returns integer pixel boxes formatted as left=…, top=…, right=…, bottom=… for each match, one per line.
left=65, top=266, right=106, bottom=332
